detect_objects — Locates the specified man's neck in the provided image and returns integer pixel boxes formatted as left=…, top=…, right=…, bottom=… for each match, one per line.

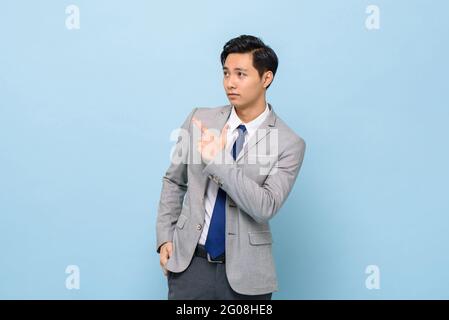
left=234, top=99, right=267, bottom=123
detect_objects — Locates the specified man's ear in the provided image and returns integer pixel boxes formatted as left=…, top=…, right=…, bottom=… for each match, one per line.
left=263, top=71, right=274, bottom=89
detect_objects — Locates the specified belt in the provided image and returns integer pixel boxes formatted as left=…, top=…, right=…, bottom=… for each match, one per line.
left=195, top=244, right=225, bottom=263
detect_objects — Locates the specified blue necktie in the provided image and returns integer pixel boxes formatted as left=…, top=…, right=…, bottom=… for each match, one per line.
left=205, top=124, right=247, bottom=259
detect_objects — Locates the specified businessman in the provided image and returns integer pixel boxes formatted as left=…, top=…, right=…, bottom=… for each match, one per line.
left=156, top=35, right=306, bottom=300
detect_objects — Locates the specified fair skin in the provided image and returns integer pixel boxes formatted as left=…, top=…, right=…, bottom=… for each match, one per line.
left=222, top=52, right=273, bottom=123
left=159, top=52, right=274, bottom=275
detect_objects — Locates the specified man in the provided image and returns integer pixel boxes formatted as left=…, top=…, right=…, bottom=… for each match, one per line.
left=156, top=35, right=306, bottom=300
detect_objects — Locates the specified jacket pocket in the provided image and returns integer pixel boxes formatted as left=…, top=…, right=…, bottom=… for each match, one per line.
left=176, top=214, right=188, bottom=229
left=248, top=231, right=273, bottom=245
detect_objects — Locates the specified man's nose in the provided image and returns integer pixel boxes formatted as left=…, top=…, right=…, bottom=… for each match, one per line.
left=225, top=78, right=236, bottom=90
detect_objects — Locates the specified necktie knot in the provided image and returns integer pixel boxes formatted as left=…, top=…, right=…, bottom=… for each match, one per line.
left=237, top=124, right=247, bottom=134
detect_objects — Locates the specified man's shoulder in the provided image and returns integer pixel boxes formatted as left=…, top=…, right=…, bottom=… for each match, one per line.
left=182, top=105, right=231, bottom=129
left=272, top=112, right=306, bottom=148
left=191, top=104, right=231, bottom=116
left=177, top=105, right=230, bottom=129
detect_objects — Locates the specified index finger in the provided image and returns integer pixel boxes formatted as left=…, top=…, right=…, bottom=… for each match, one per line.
left=220, top=124, right=229, bottom=147
left=192, top=117, right=207, bottom=134
left=221, top=123, right=229, bottom=136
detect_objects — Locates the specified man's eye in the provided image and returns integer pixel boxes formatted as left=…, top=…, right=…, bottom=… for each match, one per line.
left=238, top=72, right=246, bottom=77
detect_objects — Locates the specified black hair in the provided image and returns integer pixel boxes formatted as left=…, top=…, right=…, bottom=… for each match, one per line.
left=220, top=35, right=279, bottom=89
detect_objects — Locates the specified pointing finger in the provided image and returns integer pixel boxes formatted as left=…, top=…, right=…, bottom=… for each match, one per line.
left=220, top=124, right=229, bottom=147
left=192, top=117, right=208, bottom=135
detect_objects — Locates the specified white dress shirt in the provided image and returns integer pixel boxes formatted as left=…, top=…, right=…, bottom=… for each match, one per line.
left=198, top=103, right=270, bottom=245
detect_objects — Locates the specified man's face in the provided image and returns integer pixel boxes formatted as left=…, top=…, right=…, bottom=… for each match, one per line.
left=223, top=53, right=271, bottom=109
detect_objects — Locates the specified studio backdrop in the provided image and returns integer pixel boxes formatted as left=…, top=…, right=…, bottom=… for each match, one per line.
left=1, top=0, right=449, bottom=299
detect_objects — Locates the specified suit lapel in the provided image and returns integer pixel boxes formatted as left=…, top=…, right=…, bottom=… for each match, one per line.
left=235, top=103, right=277, bottom=162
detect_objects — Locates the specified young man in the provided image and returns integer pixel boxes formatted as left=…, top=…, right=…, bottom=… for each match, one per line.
left=156, top=35, right=306, bottom=300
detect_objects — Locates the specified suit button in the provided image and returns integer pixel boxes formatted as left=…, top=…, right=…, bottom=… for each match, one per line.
left=196, top=224, right=202, bottom=231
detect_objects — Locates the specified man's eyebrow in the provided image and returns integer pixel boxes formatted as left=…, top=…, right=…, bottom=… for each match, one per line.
left=222, top=67, right=248, bottom=72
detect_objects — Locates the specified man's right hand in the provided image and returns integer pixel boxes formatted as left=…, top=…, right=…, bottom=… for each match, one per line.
left=159, top=241, right=173, bottom=277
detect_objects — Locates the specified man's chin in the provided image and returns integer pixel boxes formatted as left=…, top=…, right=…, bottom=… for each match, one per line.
left=230, top=101, right=244, bottom=109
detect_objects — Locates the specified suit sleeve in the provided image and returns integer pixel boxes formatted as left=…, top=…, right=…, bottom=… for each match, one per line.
left=202, top=136, right=306, bottom=224
left=156, top=108, right=197, bottom=253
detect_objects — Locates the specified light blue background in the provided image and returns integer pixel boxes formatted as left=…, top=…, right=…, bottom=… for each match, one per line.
left=1, top=0, right=449, bottom=299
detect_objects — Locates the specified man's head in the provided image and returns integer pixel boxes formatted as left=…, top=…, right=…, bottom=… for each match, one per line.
left=220, top=35, right=278, bottom=109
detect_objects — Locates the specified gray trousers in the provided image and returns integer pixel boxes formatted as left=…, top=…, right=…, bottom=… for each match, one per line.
left=167, top=255, right=273, bottom=300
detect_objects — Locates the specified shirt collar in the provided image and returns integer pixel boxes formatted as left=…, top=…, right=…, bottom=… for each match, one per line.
left=228, top=102, right=270, bottom=138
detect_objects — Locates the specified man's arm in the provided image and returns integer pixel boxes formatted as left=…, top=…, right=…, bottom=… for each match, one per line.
left=202, top=137, right=306, bottom=224
left=156, top=108, right=197, bottom=253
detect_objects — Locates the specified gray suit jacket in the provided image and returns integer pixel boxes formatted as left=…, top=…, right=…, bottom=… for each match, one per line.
left=156, top=103, right=306, bottom=295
